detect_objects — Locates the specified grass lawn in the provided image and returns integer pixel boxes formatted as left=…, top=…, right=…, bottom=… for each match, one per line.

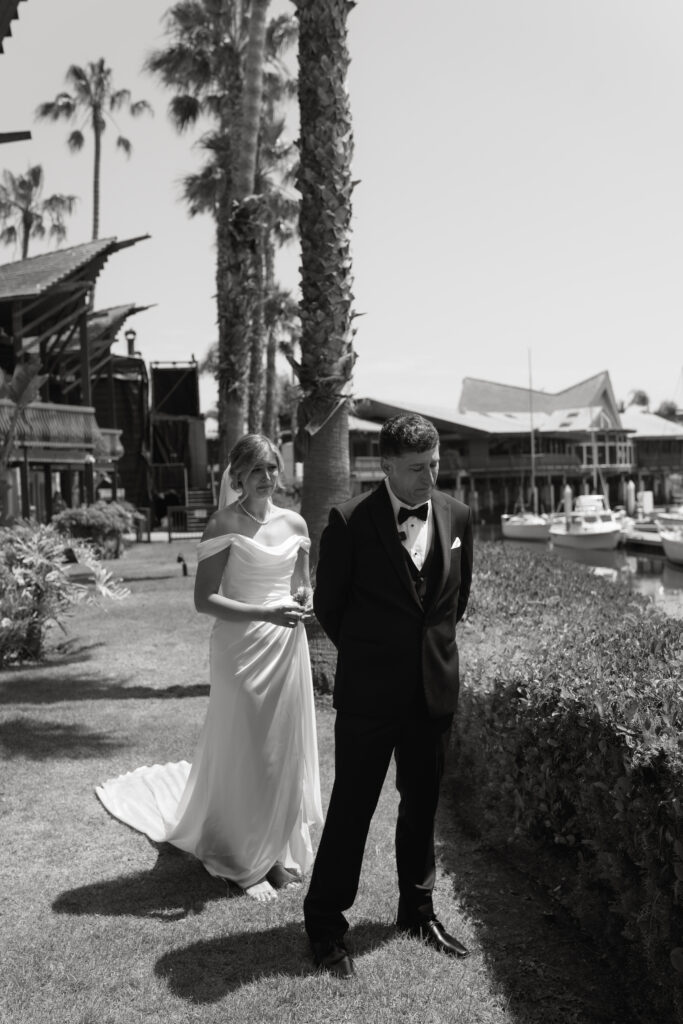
left=1, top=540, right=638, bottom=1024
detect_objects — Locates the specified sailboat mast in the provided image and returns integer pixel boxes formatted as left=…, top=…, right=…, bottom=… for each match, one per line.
left=528, top=349, right=538, bottom=514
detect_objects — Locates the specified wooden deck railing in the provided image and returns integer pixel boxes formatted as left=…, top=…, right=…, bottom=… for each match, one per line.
left=0, top=398, right=100, bottom=449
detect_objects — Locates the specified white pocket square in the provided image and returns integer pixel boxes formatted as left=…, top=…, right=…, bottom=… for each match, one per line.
left=451, top=537, right=461, bottom=550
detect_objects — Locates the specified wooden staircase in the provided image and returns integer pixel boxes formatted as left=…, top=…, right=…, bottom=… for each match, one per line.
left=185, top=488, right=216, bottom=531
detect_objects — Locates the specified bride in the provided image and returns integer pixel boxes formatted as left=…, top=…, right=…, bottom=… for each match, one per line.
left=96, top=434, right=323, bottom=903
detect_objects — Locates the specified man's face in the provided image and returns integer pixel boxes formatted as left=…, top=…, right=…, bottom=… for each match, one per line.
left=382, top=445, right=440, bottom=507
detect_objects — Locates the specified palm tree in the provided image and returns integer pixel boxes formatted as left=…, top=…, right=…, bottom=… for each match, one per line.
left=292, top=0, right=357, bottom=562
left=0, top=165, right=77, bottom=259
left=626, top=389, right=650, bottom=410
left=36, top=59, right=152, bottom=240
left=147, top=0, right=297, bottom=463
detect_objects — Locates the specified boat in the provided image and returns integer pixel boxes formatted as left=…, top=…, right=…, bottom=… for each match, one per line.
left=660, top=527, right=683, bottom=566
left=623, top=515, right=664, bottom=550
left=500, top=511, right=550, bottom=541
left=549, top=494, right=623, bottom=551
left=655, top=507, right=683, bottom=530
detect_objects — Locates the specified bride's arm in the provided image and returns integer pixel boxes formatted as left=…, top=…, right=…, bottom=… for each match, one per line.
left=290, top=546, right=312, bottom=609
left=194, top=512, right=306, bottom=626
left=194, top=550, right=305, bottom=626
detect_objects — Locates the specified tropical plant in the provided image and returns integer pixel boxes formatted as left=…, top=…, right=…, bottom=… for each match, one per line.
left=146, top=0, right=298, bottom=464
left=0, top=355, right=48, bottom=525
left=657, top=400, right=679, bottom=420
left=454, top=541, right=683, bottom=1022
left=626, top=388, right=650, bottom=409
left=0, top=165, right=77, bottom=258
left=36, top=59, right=152, bottom=239
left=0, top=520, right=128, bottom=667
left=51, top=499, right=144, bottom=558
left=291, top=0, right=357, bottom=562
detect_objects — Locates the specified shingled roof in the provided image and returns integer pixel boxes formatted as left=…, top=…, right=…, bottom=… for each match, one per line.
left=0, top=0, right=25, bottom=53
left=0, top=236, right=148, bottom=302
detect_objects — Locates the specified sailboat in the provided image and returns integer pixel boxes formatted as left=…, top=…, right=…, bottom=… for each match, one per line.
left=500, top=353, right=550, bottom=542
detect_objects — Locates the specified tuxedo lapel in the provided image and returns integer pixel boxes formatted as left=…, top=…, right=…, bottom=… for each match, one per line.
left=368, top=485, right=423, bottom=611
left=429, top=491, right=452, bottom=606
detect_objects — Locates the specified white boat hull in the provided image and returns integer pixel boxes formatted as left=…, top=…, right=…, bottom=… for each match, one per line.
left=656, top=511, right=683, bottom=530
left=501, top=515, right=550, bottom=541
left=660, top=530, right=683, bottom=565
left=549, top=525, right=622, bottom=551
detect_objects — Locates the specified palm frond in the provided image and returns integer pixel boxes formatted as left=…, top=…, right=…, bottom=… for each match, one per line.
left=109, top=87, right=132, bottom=111
left=35, top=94, right=77, bottom=121
left=168, top=93, right=202, bottom=131
left=67, top=129, right=85, bottom=152
left=130, top=99, right=153, bottom=117
left=0, top=225, right=17, bottom=246
left=115, top=136, right=132, bottom=157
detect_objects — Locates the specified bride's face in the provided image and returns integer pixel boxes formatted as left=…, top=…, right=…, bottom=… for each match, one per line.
left=242, top=458, right=280, bottom=500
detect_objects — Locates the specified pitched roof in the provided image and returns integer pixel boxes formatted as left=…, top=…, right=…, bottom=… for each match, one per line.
left=0, top=236, right=149, bottom=301
left=0, top=0, right=25, bottom=53
left=86, top=304, right=153, bottom=347
left=619, top=405, right=683, bottom=439
left=458, top=371, right=622, bottom=428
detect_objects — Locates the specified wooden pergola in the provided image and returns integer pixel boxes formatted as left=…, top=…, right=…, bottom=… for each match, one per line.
left=0, top=236, right=149, bottom=516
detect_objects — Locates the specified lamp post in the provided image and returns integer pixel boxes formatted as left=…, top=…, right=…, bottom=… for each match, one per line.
left=124, top=328, right=137, bottom=356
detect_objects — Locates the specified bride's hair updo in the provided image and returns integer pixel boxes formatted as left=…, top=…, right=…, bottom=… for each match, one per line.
left=227, top=434, right=284, bottom=494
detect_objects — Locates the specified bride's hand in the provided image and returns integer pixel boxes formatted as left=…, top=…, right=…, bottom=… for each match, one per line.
left=265, top=599, right=308, bottom=628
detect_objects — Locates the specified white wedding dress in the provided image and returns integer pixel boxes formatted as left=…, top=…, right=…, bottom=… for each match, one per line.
left=96, top=532, right=323, bottom=887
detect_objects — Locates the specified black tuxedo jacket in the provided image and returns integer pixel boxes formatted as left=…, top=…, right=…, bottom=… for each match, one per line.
left=313, top=484, right=473, bottom=718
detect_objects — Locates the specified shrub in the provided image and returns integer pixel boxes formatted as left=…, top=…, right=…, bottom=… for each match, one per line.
left=455, top=541, right=683, bottom=1022
left=0, top=521, right=129, bottom=667
left=51, top=500, right=143, bottom=558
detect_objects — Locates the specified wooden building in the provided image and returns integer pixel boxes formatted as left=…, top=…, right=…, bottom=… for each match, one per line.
left=352, top=372, right=683, bottom=517
left=0, top=237, right=148, bottom=519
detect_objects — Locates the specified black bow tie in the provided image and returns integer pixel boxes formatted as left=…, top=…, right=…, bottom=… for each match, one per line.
left=397, top=503, right=429, bottom=525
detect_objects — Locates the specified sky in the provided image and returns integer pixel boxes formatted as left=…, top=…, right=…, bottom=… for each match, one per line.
left=1, top=0, right=683, bottom=417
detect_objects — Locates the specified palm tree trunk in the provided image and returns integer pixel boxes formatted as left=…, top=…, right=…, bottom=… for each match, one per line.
left=295, top=0, right=356, bottom=564
left=234, top=0, right=270, bottom=197
left=218, top=0, right=271, bottom=455
left=247, top=233, right=266, bottom=434
left=21, top=211, right=30, bottom=259
left=263, top=241, right=278, bottom=440
left=92, top=117, right=102, bottom=240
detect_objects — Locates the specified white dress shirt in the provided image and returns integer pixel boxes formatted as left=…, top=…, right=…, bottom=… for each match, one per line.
left=384, top=479, right=433, bottom=570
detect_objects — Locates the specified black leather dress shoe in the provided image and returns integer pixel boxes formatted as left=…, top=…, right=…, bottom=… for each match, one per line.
left=311, top=939, right=355, bottom=979
left=397, top=918, right=469, bottom=958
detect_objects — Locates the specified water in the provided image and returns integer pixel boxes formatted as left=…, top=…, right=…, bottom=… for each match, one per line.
left=474, top=525, right=683, bottom=620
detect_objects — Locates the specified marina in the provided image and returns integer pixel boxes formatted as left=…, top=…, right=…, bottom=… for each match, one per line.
left=477, top=524, right=683, bottom=619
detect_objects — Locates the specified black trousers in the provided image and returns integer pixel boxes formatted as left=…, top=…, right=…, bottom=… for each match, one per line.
left=303, top=692, right=453, bottom=943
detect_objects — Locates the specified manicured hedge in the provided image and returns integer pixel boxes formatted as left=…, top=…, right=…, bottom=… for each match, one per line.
left=454, top=542, right=683, bottom=1022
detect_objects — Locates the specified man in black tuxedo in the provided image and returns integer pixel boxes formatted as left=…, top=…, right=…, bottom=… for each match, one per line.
left=303, top=414, right=473, bottom=978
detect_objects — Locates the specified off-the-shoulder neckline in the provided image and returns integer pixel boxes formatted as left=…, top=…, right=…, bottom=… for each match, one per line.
left=198, top=532, right=309, bottom=552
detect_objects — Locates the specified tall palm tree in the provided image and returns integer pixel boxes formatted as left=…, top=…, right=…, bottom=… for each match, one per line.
left=147, top=0, right=297, bottom=463
left=36, top=59, right=152, bottom=240
left=292, top=0, right=357, bottom=562
left=0, top=165, right=77, bottom=259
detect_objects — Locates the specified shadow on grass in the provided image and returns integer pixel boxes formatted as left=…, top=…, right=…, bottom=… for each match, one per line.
left=53, top=849, right=226, bottom=922
left=0, top=673, right=209, bottom=704
left=436, top=771, right=638, bottom=1024
left=155, top=921, right=393, bottom=1001
left=0, top=716, right=131, bottom=760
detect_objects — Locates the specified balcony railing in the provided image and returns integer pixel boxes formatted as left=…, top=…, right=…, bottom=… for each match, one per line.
left=0, top=398, right=99, bottom=450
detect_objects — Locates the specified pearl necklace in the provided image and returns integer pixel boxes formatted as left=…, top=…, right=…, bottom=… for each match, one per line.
left=238, top=499, right=272, bottom=525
